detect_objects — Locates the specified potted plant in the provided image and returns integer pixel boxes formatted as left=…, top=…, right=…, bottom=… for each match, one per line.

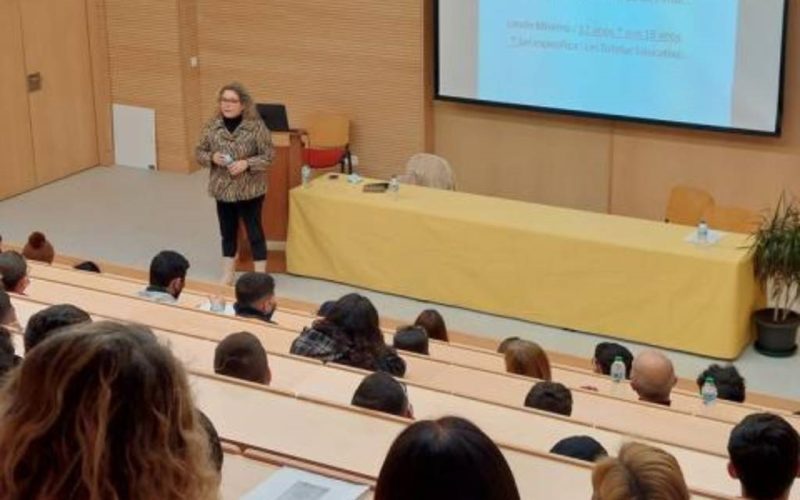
left=750, top=194, right=800, bottom=356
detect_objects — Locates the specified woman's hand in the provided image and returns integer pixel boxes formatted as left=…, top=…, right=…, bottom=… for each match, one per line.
left=227, top=160, right=249, bottom=176
left=212, top=152, right=229, bottom=167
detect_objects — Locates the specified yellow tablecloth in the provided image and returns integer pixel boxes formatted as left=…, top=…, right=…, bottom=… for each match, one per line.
left=287, top=177, right=762, bottom=359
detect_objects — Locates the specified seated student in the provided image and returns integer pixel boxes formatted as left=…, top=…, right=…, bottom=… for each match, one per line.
left=74, top=261, right=101, bottom=273
left=593, top=442, right=690, bottom=500
left=630, top=350, right=677, bottom=407
left=0, top=327, right=21, bottom=379
left=351, top=372, right=413, bottom=418
left=393, top=326, right=429, bottom=355
left=22, top=231, right=55, bottom=264
left=375, top=416, right=520, bottom=500
left=233, top=272, right=276, bottom=323
left=291, top=293, right=406, bottom=377
left=504, top=339, right=551, bottom=381
left=592, top=342, right=634, bottom=378
left=138, top=250, right=190, bottom=304
left=414, top=309, right=449, bottom=342
left=0, top=251, right=29, bottom=295
left=0, top=321, right=219, bottom=499
left=728, top=413, right=799, bottom=500
left=24, top=304, right=92, bottom=353
left=497, top=336, right=521, bottom=354
left=213, top=331, right=270, bottom=385
left=550, top=436, right=608, bottom=463
left=696, top=364, right=746, bottom=403
left=0, top=289, right=22, bottom=334
left=317, top=300, right=336, bottom=318
left=524, top=381, right=573, bottom=417
left=196, top=410, right=224, bottom=473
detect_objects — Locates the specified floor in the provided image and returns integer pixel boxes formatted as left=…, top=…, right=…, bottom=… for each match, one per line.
left=1, top=166, right=798, bottom=401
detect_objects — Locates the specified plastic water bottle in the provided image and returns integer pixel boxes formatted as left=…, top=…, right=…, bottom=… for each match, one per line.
left=697, top=219, right=709, bottom=244
left=610, top=356, right=626, bottom=383
left=701, top=376, right=718, bottom=405
left=389, top=175, right=400, bottom=199
left=301, top=165, right=311, bottom=188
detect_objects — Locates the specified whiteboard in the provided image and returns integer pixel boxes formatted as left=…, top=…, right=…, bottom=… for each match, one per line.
left=113, top=103, right=157, bottom=170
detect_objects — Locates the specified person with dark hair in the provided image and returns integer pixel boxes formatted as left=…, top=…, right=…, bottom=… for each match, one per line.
left=22, top=231, right=55, bottom=264
left=291, top=293, right=406, bottom=376
left=414, top=309, right=449, bottom=342
left=214, top=331, right=270, bottom=384
left=0, top=327, right=21, bottom=379
left=0, top=251, right=29, bottom=294
left=24, top=304, right=92, bottom=353
left=550, top=435, right=608, bottom=463
left=592, top=342, right=633, bottom=378
left=393, top=326, right=429, bottom=355
left=0, top=290, right=21, bottom=333
left=696, top=364, right=746, bottom=403
left=196, top=410, right=224, bottom=472
left=728, top=413, right=799, bottom=500
left=317, top=300, right=336, bottom=318
left=0, top=322, right=220, bottom=499
left=351, top=372, right=412, bottom=418
left=74, top=261, right=101, bottom=273
left=497, top=336, right=521, bottom=354
left=233, top=272, right=276, bottom=323
left=375, top=416, right=520, bottom=500
left=524, top=381, right=573, bottom=416
left=139, top=250, right=190, bottom=304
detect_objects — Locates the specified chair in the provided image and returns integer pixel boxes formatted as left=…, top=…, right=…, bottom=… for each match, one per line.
left=702, top=205, right=760, bottom=234
left=665, top=186, right=715, bottom=226
left=300, top=113, right=351, bottom=173
left=398, top=153, right=456, bottom=190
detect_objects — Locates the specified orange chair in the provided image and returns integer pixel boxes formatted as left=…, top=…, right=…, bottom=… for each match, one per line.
left=665, top=186, right=715, bottom=226
left=300, top=113, right=352, bottom=173
left=702, top=205, right=760, bottom=234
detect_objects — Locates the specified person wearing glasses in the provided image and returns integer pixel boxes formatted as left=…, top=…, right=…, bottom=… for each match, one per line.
left=196, top=82, right=275, bottom=285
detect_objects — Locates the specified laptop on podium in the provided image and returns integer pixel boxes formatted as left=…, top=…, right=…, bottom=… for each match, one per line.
left=257, top=103, right=291, bottom=132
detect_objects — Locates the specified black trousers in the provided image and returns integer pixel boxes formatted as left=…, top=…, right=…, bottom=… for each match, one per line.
left=216, top=195, right=267, bottom=260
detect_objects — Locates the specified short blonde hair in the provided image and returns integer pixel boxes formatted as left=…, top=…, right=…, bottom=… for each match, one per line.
left=592, top=442, right=690, bottom=500
left=504, top=340, right=551, bottom=381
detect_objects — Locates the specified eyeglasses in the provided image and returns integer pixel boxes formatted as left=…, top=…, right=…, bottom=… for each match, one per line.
left=219, top=98, right=241, bottom=104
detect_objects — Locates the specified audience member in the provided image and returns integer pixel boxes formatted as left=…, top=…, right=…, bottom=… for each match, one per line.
left=317, top=300, right=336, bottom=318
left=214, top=331, right=270, bottom=384
left=138, top=250, right=190, bottom=303
left=375, top=416, right=520, bottom=500
left=592, top=442, right=690, bottom=500
left=696, top=364, right=746, bottom=403
left=351, top=372, right=412, bottom=418
left=0, top=289, right=21, bottom=333
left=291, top=294, right=406, bottom=376
left=524, top=381, right=573, bottom=416
left=592, top=342, right=633, bottom=378
left=0, top=251, right=29, bottom=294
left=504, top=339, right=551, bottom=381
left=393, top=325, right=429, bottom=355
left=728, top=413, right=799, bottom=500
left=74, top=260, right=101, bottom=273
left=21, top=231, right=55, bottom=264
left=497, top=336, right=521, bottom=354
left=0, top=233, right=3, bottom=252
left=0, top=321, right=219, bottom=499
left=196, top=410, right=224, bottom=473
left=0, top=327, right=20, bottom=379
left=24, top=304, right=91, bottom=353
left=233, top=272, right=276, bottom=323
left=550, top=436, right=608, bottom=463
left=414, top=309, right=449, bottom=342
left=630, top=350, right=677, bottom=406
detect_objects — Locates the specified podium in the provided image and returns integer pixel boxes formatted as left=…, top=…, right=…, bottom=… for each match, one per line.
left=236, top=131, right=303, bottom=272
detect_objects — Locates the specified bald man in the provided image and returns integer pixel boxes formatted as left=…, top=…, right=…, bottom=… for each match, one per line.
left=630, top=350, right=677, bottom=406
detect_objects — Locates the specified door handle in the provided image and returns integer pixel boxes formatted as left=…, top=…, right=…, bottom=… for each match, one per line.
left=27, top=72, right=42, bottom=92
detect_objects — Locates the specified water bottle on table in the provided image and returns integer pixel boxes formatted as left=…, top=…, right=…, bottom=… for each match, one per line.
left=697, top=219, right=709, bottom=244
left=301, top=165, right=311, bottom=188
left=610, top=356, right=627, bottom=383
left=701, top=376, right=718, bottom=406
left=389, top=175, right=400, bottom=199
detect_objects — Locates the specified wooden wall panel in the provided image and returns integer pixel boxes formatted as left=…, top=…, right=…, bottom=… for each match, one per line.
left=196, top=0, right=427, bottom=179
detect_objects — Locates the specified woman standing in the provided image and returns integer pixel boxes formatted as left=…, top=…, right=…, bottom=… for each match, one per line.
left=196, top=82, right=274, bottom=284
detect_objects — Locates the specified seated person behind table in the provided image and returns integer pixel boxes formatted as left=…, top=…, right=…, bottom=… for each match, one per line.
left=592, top=342, right=633, bottom=378
left=393, top=326, right=429, bottom=355
left=592, top=442, right=689, bottom=500
left=504, top=339, right=551, bottom=381
left=214, top=331, right=270, bottom=384
left=291, top=293, right=406, bottom=376
left=630, top=350, right=677, bottom=407
left=728, top=413, right=799, bottom=500
left=0, top=290, right=22, bottom=334
left=22, top=231, right=55, bottom=264
left=0, top=251, right=30, bottom=295
left=352, top=372, right=413, bottom=418
left=414, top=309, right=449, bottom=342
left=24, top=304, right=92, bottom=353
left=233, top=272, right=276, bottom=323
left=0, top=327, right=21, bottom=377
left=550, top=436, right=608, bottom=463
left=138, top=250, right=190, bottom=304
left=696, top=363, right=746, bottom=403
left=524, top=381, right=573, bottom=417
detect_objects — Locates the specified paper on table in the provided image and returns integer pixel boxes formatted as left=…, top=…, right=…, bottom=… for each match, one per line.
left=685, top=229, right=725, bottom=246
left=241, top=467, right=370, bottom=500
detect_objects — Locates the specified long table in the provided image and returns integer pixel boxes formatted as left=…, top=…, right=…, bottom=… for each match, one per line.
left=287, top=177, right=762, bottom=359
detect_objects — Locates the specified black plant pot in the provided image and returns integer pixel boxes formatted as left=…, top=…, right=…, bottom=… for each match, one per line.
left=753, top=308, right=800, bottom=357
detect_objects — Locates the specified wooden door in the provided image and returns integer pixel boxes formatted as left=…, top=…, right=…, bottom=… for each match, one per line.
left=0, top=0, right=37, bottom=199
left=20, top=0, right=98, bottom=185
